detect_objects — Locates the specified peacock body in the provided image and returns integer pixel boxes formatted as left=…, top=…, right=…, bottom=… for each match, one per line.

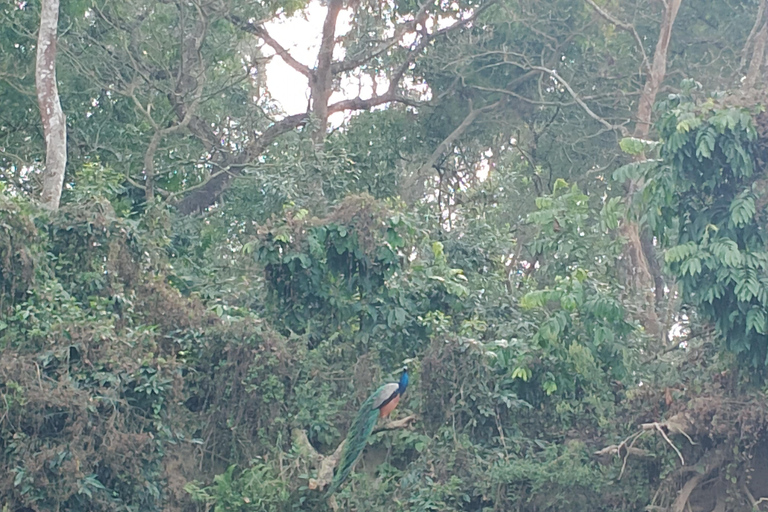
left=325, top=367, right=409, bottom=497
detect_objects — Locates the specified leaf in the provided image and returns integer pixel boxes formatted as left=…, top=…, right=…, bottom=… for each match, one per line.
left=729, top=194, right=756, bottom=228
left=13, top=469, right=24, bottom=487
left=542, top=380, right=557, bottom=395
left=394, top=307, right=406, bottom=325
left=552, top=178, right=569, bottom=193
left=676, top=114, right=702, bottom=133
left=680, top=257, right=702, bottom=276
left=695, top=127, right=716, bottom=160
left=612, top=160, right=660, bottom=183
left=619, top=137, right=660, bottom=155
left=665, top=242, right=698, bottom=263
left=746, top=307, right=767, bottom=335
left=520, top=290, right=549, bottom=309
left=511, top=367, right=531, bottom=382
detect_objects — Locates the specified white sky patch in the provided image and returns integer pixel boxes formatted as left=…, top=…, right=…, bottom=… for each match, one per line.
left=262, top=2, right=355, bottom=119
left=261, top=1, right=441, bottom=125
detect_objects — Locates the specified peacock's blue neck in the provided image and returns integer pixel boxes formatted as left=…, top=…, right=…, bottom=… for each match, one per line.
left=398, top=370, right=409, bottom=395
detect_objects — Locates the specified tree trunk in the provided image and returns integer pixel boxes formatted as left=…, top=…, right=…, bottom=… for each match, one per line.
left=743, top=0, right=768, bottom=89
left=633, top=0, right=683, bottom=141
left=36, top=0, right=67, bottom=211
left=310, top=0, right=344, bottom=144
left=623, top=0, right=683, bottom=338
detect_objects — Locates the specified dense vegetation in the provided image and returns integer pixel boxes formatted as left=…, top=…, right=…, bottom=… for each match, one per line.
left=2, top=0, right=768, bottom=510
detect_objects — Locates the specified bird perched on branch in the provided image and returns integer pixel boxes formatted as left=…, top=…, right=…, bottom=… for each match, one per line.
left=325, top=366, right=409, bottom=497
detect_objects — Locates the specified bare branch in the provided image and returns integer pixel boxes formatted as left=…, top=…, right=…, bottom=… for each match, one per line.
left=373, top=414, right=417, bottom=433
left=530, top=66, right=629, bottom=136
left=230, top=17, right=312, bottom=78
left=417, top=99, right=502, bottom=179
left=584, top=0, right=650, bottom=74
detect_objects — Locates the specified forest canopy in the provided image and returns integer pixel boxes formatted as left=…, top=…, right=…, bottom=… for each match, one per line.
left=2, top=0, right=768, bottom=511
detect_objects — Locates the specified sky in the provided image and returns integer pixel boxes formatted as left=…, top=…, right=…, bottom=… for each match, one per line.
left=256, top=2, right=489, bottom=181
left=261, top=3, right=360, bottom=124
left=259, top=1, right=431, bottom=124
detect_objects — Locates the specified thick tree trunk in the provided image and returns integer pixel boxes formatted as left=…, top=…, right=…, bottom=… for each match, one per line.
left=310, top=0, right=344, bottom=143
left=633, top=0, right=682, bottom=140
left=624, top=0, right=683, bottom=338
left=36, top=0, right=67, bottom=211
left=743, top=0, right=768, bottom=89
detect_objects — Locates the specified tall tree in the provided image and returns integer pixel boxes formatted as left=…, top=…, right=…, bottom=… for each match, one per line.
left=35, top=0, right=66, bottom=210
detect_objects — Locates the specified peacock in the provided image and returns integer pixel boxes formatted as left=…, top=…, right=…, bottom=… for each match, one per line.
left=324, top=366, right=409, bottom=497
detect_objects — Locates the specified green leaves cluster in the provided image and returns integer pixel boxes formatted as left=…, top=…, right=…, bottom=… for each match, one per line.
left=481, top=180, right=636, bottom=428
left=617, top=89, right=768, bottom=367
left=254, top=197, right=471, bottom=364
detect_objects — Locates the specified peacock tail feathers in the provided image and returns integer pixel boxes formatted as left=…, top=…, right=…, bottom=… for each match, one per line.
left=324, top=383, right=389, bottom=497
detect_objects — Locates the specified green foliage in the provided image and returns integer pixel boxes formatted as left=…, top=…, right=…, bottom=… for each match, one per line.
left=5, top=0, right=768, bottom=509
left=618, top=88, right=768, bottom=367
left=185, top=462, right=290, bottom=512
left=253, top=196, right=471, bottom=365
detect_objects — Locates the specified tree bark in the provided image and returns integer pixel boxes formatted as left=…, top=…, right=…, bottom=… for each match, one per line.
left=172, top=1, right=491, bottom=213
left=621, top=0, right=683, bottom=338
left=633, top=0, right=682, bottom=141
left=36, top=0, right=67, bottom=211
left=310, top=0, right=344, bottom=143
left=743, top=0, right=768, bottom=89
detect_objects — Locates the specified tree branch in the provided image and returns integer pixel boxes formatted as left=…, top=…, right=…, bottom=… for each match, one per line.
left=230, top=17, right=312, bottom=78
left=584, top=0, right=650, bottom=74
left=745, top=21, right=768, bottom=89
left=294, top=415, right=416, bottom=492
left=174, top=112, right=310, bottom=214
left=331, top=0, right=433, bottom=74
left=417, top=100, right=500, bottom=180
left=634, top=0, right=682, bottom=139
left=310, top=0, right=344, bottom=142
left=174, top=0, right=499, bottom=212
left=669, top=449, right=724, bottom=512
left=740, top=0, right=768, bottom=71
left=530, top=66, right=629, bottom=136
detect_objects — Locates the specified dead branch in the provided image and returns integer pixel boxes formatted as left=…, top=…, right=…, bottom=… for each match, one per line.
left=294, top=415, right=416, bottom=492
left=530, top=66, right=629, bottom=136
left=594, top=430, right=651, bottom=479
left=594, top=443, right=651, bottom=458
left=373, top=414, right=417, bottom=433
left=669, top=449, right=725, bottom=512
left=230, top=18, right=312, bottom=78
left=638, top=414, right=695, bottom=468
